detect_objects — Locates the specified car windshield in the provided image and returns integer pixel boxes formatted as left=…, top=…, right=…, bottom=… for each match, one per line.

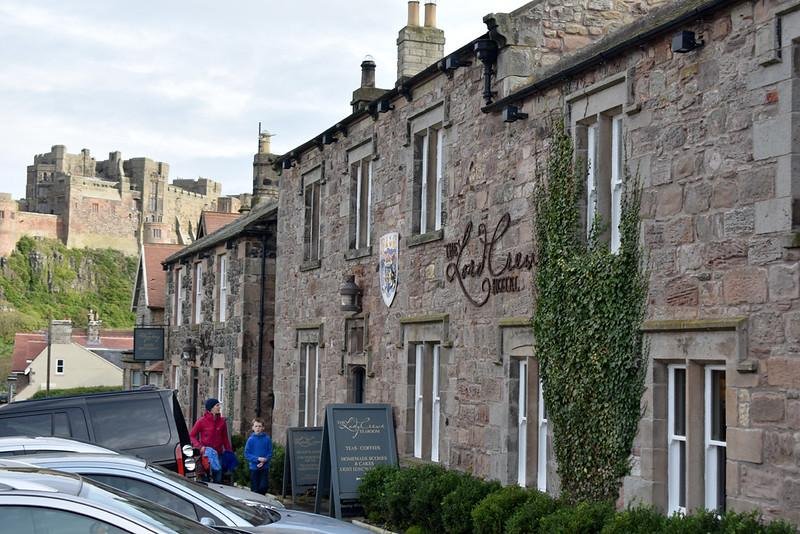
left=148, top=464, right=273, bottom=526
left=78, top=478, right=219, bottom=533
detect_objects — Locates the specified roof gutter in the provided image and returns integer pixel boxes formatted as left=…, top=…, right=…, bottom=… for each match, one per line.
left=482, top=0, right=732, bottom=113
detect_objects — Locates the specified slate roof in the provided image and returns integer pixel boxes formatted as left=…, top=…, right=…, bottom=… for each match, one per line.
left=11, top=330, right=133, bottom=372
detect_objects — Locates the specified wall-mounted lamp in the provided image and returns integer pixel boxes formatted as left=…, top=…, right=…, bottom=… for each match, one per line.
left=339, top=275, right=362, bottom=313
left=474, top=39, right=499, bottom=105
left=281, top=158, right=294, bottom=170
left=376, top=99, right=395, bottom=113
left=502, top=105, right=528, bottom=123
left=671, top=31, right=703, bottom=53
left=440, top=55, right=472, bottom=77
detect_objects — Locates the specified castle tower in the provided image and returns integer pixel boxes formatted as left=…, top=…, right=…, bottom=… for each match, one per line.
left=397, top=0, right=445, bottom=83
left=252, top=129, right=279, bottom=206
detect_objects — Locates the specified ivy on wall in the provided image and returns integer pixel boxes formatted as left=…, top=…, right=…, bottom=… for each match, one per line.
left=532, top=120, right=647, bottom=503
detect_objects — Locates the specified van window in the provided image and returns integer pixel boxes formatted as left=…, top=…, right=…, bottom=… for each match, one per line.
left=0, top=414, right=52, bottom=436
left=54, top=413, right=70, bottom=437
left=88, top=396, right=170, bottom=449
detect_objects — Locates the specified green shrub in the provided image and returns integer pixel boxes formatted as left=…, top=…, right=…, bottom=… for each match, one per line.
left=410, top=466, right=463, bottom=532
left=359, top=464, right=400, bottom=524
left=505, top=491, right=559, bottom=534
left=442, top=474, right=501, bottom=534
left=30, top=385, right=123, bottom=400
left=472, top=485, right=530, bottom=534
left=269, top=443, right=284, bottom=493
left=538, top=501, right=614, bottom=534
left=385, top=465, right=441, bottom=531
left=600, top=506, right=666, bottom=534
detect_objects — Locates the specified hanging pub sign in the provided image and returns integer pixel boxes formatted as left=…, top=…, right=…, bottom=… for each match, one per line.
left=133, top=327, right=165, bottom=361
left=314, top=404, right=398, bottom=519
left=281, top=426, right=323, bottom=502
left=444, top=213, right=535, bottom=307
left=379, top=232, right=399, bottom=307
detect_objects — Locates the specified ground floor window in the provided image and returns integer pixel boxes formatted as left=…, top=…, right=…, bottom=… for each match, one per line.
left=412, top=342, right=441, bottom=462
left=299, top=343, right=319, bottom=427
left=511, top=358, right=548, bottom=489
left=537, top=378, right=548, bottom=492
left=349, top=365, right=365, bottom=404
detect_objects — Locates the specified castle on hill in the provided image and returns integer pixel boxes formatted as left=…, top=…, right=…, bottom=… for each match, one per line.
left=0, top=145, right=250, bottom=257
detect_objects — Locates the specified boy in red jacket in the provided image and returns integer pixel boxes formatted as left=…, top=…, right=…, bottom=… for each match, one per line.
left=190, top=398, right=232, bottom=483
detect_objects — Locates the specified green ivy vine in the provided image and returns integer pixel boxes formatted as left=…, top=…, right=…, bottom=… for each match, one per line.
left=533, top=119, right=648, bottom=504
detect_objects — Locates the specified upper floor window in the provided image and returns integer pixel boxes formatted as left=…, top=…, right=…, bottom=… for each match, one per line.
left=56, top=359, right=64, bottom=375
left=193, top=262, right=203, bottom=324
left=152, top=228, right=161, bottom=239
left=302, top=167, right=322, bottom=263
left=568, top=75, right=627, bottom=253
left=174, top=268, right=183, bottom=326
left=0, top=211, right=4, bottom=219
left=348, top=142, right=373, bottom=251
left=410, top=103, right=445, bottom=236
left=217, top=254, right=227, bottom=322
left=91, top=203, right=99, bottom=214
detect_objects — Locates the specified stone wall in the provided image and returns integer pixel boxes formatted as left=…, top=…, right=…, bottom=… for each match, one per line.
left=272, top=0, right=800, bottom=523
left=0, top=194, right=60, bottom=257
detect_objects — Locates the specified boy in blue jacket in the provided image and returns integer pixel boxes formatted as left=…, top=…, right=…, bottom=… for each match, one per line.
left=244, top=417, right=272, bottom=495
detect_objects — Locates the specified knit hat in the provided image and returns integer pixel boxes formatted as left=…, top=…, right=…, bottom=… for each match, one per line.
left=205, top=398, right=220, bottom=412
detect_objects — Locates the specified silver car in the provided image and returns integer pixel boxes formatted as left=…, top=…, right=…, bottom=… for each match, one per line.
left=0, top=467, right=220, bottom=533
left=0, top=435, right=117, bottom=456
left=17, top=453, right=371, bottom=533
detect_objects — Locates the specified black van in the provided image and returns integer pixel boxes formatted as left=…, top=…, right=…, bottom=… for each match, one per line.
left=0, top=389, right=194, bottom=474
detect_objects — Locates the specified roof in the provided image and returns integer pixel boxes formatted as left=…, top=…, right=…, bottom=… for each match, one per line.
left=10, top=330, right=133, bottom=373
left=197, top=211, right=241, bottom=239
left=484, top=0, right=728, bottom=112
left=164, top=200, right=277, bottom=264
left=138, top=244, right=184, bottom=309
left=145, top=361, right=164, bottom=373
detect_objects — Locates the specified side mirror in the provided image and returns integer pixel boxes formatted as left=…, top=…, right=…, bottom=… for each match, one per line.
left=199, top=517, right=217, bottom=527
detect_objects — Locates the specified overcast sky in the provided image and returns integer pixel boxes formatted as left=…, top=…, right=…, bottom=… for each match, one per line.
left=0, top=0, right=523, bottom=199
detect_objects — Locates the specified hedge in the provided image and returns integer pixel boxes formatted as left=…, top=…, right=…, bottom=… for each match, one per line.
left=30, top=385, right=123, bottom=400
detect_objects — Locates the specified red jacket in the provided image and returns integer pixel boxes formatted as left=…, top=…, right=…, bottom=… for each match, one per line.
left=190, top=412, right=232, bottom=455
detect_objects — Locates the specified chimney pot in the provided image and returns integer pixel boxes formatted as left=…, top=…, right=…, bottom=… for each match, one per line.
left=407, top=1, right=420, bottom=26
left=424, top=0, right=437, bottom=28
left=361, top=55, right=377, bottom=88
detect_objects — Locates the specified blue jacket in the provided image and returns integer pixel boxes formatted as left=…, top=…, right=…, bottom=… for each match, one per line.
left=244, top=432, right=273, bottom=471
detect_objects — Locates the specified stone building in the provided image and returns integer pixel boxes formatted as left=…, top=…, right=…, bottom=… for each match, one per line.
left=0, top=145, right=245, bottom=257
left=269, top=0, right=800, bottom=523
left=162, top=198, right=277, bottom=432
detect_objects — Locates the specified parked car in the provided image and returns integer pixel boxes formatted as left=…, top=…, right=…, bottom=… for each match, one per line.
left=18, top=453, right=370, bottom=532
left=0, top=466, right=221, bottom=533
left=0, top=435, right=117, bottom=456
left=0, top=389, right=195, bottom=474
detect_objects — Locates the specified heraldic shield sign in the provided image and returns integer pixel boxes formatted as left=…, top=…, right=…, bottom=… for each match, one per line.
left=379, top=232, right=398, bottom=307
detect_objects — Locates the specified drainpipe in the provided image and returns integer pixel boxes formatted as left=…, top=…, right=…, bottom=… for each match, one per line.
left=255, top=232, right=268, bottom=417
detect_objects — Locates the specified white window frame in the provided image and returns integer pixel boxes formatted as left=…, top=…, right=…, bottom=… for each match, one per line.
left=218, top=254, right=227, bottom=322
left=175, top=268, right=183, bottom=326
left=194, top=262, right=203, bottom=324
left=668, top=364, right=687, bottom=515
left=303, top=344, right=319, bottom=427
left=610, top=115, right=624, bottom=253
left=413, top=343, right=441, bottom=462
left=217, top=369, right=225, bottom=404
left=417, top=128, right=443, bottom=235
left=586, top=124, right=597, bottom=237
left=56, top=359, right=64, bottom=375
left=517, top=359, right=528, bottom=487
left=174, top=365, right=181, bottom=391
left=353, top=160, right=373, bottom=249
left=705, top=365, right=726, bottom=512
left=537, top=378, right=548, bottom=492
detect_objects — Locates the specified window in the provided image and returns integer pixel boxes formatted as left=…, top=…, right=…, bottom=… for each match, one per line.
left=517, top=359, right=528, bottom=486
left=412, top=342, right=441, bottom=462
left=0, top=210, right=4, bottom=219
left=131, top=370, right=143, bottom=388
left=152, top=228, right=161, bottom=239
left=303, top=168, right=322, bottom=263
left=216, top=369, right=225, bottom=403
left=88, top=395, right=170, bottom=450
left=193, top=262, right=203, bottom=324
left=348, top=144, right=373, bottom=250
left=413, top=127, right=444, bottom=235
left=86, top=474, right=197, bottom=520
left=537, top=379, right=548, bottom=492
left=56, top=359, right=64, bottom=375
left=2, top=506, right=128, bottom=534
left=217, top=254, right=227, bottom=322
left=667, top=365, right=687, bottom=514
left=174, top=268, right=183, bottom=326
left=173, top=365, right=181, bottom=391
left=91, top=203, right=99, bottom=213
left=298, top=343, right=319, bottom=427
left=349, top=365, right=366, bottom=404
left=705, top=365, right=726, bottom=512
left=585, top=115, right=624, bottom=252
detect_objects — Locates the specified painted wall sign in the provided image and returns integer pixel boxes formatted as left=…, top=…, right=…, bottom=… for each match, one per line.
left=445, top=213, right=534, bottom=307
left=281, top=426, right=323, bottom=501
left=314, top=404, right=398, bottom=519
left=379, top=232, right=399, bottom=307
left=133, top=327, right=165, bottom=361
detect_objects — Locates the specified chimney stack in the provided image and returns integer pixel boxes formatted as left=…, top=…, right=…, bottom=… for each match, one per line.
left=50, top=319, right=73, bottom=344
left=87, top=309, right=101, bottom=345
left=252, top=127, right=279, bottom=206
left=397, top=0, right=445, bottom=83
left=351, top=56, right=389, bottom=113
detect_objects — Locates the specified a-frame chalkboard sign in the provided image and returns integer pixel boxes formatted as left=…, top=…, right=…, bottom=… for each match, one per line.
left=314, top=404, right=398, bottom=519
left=281, top=426, right=323, bottom=502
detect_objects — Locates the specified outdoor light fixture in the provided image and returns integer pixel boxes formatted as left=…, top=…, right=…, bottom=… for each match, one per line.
left=339, top=275, right=362, bottom=313
left=502, top=105, right=528, bottom=123
left=440, top=54, right=472, bottom=77
left=671, top=31, right=703, bottom=53
left=281, top=158, right=293, bottom=170
left=474, top=39, right=499, bottom=105
left=377, top=99, right=394, bottom=113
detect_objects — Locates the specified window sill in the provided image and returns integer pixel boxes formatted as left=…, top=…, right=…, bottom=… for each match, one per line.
left=300, top=259, right=321, bottom=272
left=344, top=246, right=372, bottom=261
left=407, top=229, right=443, bottom=248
